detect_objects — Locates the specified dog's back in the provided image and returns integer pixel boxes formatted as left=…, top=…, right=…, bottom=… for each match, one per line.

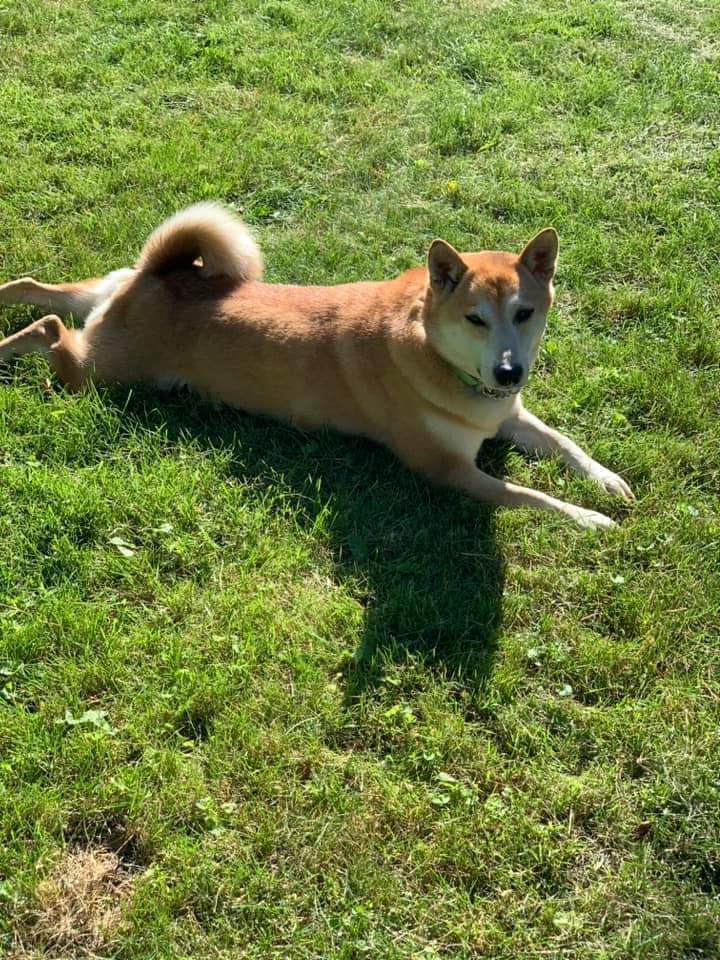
left=83, top=208, right=426, bottom=438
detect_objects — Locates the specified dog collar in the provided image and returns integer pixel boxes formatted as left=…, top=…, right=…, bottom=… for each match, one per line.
left=453, top=367, right=514, bottom=400
left=454, top=367, right=483, bottom=388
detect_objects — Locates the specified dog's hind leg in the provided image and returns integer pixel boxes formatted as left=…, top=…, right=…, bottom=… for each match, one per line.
left=0, top=269, right=134, bottom=321
left=0, top=314, right=88, bottom=390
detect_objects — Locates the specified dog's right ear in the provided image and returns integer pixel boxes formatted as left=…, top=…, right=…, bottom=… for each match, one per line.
left=428, top=239, right=467, bottom=295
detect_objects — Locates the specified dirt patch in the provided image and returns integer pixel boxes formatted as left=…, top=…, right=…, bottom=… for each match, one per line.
left=11, top=846, right=138, bottom=959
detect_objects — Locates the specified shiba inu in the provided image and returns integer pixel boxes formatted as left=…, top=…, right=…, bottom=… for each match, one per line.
left=0, top=203, right=634, bottom=528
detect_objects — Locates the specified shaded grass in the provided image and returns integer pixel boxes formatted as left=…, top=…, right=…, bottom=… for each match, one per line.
left=1, top=0, right=719, bottom=957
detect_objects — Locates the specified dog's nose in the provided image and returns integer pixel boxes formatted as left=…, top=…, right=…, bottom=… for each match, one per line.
left=493, top=362, right=524, bottom=387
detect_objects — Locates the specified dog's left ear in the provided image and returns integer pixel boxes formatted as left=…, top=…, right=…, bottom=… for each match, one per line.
left=519, top=228, right=559, bottom=283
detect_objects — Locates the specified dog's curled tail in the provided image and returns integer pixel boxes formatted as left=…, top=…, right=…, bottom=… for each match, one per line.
left=135, top=202, right=263, bottom=283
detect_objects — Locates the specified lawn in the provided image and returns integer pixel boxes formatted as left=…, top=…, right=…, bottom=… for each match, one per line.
left=1, top=0, right=719, bottom=957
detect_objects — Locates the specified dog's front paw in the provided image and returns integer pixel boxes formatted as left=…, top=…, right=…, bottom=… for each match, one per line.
left=588, top=463, right=635, bottom=502
left=570, top=506, right=617, bottom=530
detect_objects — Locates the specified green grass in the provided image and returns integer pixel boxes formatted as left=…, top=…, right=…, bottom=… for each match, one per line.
left=1, top=0, right=720, bottom=956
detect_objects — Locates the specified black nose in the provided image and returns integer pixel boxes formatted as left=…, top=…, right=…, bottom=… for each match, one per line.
left=493, top=362, right=524, bottom=387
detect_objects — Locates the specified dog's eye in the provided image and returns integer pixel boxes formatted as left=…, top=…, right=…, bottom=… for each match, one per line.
left=515, top=307, right=534, bottom=323
left=465, top=314, right=487, bottom=328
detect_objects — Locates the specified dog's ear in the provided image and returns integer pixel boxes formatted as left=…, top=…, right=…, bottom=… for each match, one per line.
left=428, top=239, right=467, bottom=294
left=519, top=228, right=559, bottom=283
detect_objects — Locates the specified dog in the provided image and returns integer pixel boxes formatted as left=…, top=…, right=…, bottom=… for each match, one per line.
left=0, top=203, right=634, bottom=528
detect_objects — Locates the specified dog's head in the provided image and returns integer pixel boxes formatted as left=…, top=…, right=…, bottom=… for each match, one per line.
left=422, top=229, right=558, bottom=398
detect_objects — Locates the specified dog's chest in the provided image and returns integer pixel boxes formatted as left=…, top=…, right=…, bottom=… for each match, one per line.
left=420, top=393, right=515, bottom=459
left=422, top=410, right=494, bottom=460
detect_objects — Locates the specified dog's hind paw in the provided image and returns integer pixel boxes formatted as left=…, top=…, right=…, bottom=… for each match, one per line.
left=0, top=277, right=32, bottom=305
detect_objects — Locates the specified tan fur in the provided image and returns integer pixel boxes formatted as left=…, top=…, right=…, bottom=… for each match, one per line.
left=0, top=204, right=634, bottom=528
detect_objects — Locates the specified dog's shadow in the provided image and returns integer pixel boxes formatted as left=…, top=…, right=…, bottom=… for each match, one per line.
left=110, top=387, right=506, bottom=704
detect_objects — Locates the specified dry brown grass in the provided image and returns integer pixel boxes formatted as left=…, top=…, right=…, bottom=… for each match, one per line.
left=11, top=847, right=137, bottom=959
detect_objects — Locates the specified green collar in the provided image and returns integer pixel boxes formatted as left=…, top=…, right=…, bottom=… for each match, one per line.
left=453, top=367, right=514, bottom=400
left=453, top=367, right=483, bottom=388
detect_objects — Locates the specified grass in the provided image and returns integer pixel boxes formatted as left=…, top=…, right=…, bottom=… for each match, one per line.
left=1, top=0, right=719, bottom=956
